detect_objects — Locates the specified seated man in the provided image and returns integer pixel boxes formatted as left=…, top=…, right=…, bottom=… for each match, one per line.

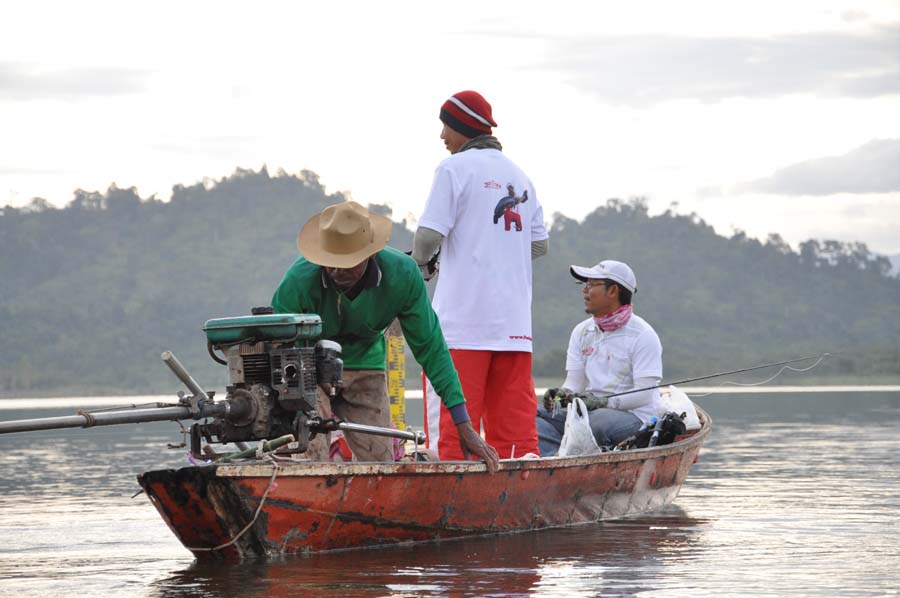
left=536, top=260, right=662, bottom=455
left=272, top=200, right=499, bottom=472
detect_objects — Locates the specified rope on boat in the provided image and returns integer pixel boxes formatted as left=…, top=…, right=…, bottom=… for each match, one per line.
left=688, top=353, right=830, bottom=397
left=184, top=461, right=280, bottom=553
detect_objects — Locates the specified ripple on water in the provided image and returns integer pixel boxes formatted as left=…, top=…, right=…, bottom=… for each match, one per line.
left=1, top=392, right=899, bottom=597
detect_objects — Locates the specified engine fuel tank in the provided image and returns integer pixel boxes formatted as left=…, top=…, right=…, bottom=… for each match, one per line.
left=203, top=314, right=322, bottom=345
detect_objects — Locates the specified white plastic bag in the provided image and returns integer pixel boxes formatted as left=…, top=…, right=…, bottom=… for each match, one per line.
left=557, top=397, right=602, bottom=457
left=658, top=386, right=701, bottom=431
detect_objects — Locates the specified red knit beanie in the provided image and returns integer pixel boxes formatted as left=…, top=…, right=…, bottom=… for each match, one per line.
left=439, top=90, right=497, bottom=138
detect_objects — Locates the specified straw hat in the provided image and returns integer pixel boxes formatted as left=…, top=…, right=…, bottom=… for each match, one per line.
left=297, top=201, right=392, bottom=268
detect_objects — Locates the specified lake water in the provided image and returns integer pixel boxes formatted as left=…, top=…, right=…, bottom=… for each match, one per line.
left=0, top=389, right=898, bottom=597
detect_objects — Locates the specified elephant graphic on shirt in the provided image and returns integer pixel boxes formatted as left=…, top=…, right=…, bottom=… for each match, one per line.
left=492, top=184, right=529, bottom=231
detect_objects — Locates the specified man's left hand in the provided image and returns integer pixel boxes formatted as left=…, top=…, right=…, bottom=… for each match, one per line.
left=456, top=422, right=499, bottom=474
left=553, top=391, right=609, bottom=411
left=578, top=392, right=609, bottom=410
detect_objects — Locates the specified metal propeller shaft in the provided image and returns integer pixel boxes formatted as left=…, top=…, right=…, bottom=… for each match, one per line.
left=0, top=403, right=230, bottom=435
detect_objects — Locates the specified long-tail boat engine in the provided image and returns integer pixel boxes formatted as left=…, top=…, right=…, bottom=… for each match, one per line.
left=194, top=307, right=342, bottom=457
left=0, top=307, right=426, bottom=459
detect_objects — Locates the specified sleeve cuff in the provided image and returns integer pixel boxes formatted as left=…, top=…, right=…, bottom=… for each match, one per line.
left=416, top=218, right=451, bottom=237
left=449, top=403, right=471, bottom=425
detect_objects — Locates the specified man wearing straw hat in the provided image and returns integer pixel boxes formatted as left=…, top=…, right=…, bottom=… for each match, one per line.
left=272, top=200, right=500, bottom=472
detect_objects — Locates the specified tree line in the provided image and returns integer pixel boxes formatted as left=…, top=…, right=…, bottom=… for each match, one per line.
left=2, top=166, right=898, bottom=396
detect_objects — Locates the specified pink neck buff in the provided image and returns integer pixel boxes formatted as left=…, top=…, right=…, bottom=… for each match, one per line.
left=594, top=304, right=633, bottom=332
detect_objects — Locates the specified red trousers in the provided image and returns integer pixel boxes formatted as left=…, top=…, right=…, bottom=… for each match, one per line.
left=425, top=350, right=538, bottom=460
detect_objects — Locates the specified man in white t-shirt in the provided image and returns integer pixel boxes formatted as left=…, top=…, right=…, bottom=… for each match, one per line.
left=536, top=260, right=662, bottom=455
left=412, top=90, right=550, bottom=460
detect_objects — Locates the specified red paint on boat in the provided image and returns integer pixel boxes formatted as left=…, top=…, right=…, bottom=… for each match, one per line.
left=138, top=409, right=711, bottom=559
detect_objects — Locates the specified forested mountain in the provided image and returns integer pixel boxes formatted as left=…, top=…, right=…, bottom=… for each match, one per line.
left=532, top=201, right=900, bottom=382
left=2, top=166, right=898, bottom=396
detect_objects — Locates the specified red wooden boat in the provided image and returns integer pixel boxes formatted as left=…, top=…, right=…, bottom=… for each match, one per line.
left=137, top=408, right=710, bottom=559
left=0, top=315, right=711, bottom=561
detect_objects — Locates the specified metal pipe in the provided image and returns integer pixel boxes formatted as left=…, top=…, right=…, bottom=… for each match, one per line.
left=336, top=421, right=426, bottom=445
left=161, top=351, right=210, bottom=401
left=0, top=403, right=228, bottom=435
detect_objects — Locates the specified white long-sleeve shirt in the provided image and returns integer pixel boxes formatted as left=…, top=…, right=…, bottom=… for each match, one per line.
left=562, top=314, right=663, bottom=424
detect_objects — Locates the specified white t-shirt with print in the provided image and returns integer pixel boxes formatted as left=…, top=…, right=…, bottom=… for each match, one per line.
left=565, top=314, right=663, bottom=423
left=419, top=148, right=548, bottom=352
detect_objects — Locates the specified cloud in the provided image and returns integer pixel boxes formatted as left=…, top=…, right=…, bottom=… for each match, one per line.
left=0, top=62, right=146, bottom=100
left=148, top=135, right=265, bottom=160
left=696, top=186, right=725, bottom=199
left=739, top=138, right=900, bottom=195
left=888, top=254, right=900, bottom=274
left=541, top=24, right=900, bottom=105
left=0, top=166, right=66, bottom=175
left=842, top=11, right=869, bottom=24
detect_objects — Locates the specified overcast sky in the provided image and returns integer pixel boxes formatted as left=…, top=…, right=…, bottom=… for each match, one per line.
left=2, top=0, right=899, bottom=254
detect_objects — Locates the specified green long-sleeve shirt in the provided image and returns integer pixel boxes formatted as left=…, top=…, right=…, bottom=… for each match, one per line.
left=271, top=246, right=466, bottom=409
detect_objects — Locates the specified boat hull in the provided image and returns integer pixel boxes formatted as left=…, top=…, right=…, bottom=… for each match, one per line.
left=138, top=410, right=710, bottom=559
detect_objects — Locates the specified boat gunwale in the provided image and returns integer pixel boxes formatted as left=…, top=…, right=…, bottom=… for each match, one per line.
left=206, top=407, right=712, bottom=479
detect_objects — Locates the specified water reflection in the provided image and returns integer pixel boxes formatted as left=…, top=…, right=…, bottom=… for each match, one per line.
left=2, top=392, right=899, bottom=597
left=150, top=508, right=709, bottom=597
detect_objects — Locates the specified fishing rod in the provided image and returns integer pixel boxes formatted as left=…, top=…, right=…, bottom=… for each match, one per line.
left=604, top=352, right=836, bottom=400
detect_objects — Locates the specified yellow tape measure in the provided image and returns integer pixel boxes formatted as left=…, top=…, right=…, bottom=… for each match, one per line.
left=386, top=322, right=406, bottom=430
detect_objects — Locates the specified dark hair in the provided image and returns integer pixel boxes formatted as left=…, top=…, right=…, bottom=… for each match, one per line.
left=440, top=110, right=480, bottom=138
left=604, top=280, right=632, bottom=305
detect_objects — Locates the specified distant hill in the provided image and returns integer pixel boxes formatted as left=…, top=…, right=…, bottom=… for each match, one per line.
left=0, top=167, right=388, bottom=395
left=531, top=202, right=900, bottom=383
left=2, top=166, right=898, bottom=396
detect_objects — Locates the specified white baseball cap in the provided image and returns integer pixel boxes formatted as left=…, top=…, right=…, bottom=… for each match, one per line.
left=570, top=260, right=637, bottom=293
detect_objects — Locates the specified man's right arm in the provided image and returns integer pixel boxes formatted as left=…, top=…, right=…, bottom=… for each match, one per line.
left=271, top=257, right=321, bottom=317
left=411, top=226, right=443, bottom=280
left=543, top=327, right=587, bottom=410
left=417, top=164, right=457, bottom=237
left=271, top=263, right=303, bottom=313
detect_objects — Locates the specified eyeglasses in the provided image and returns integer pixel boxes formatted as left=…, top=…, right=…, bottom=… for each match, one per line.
left=576, top=280, right=612, bottom=290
